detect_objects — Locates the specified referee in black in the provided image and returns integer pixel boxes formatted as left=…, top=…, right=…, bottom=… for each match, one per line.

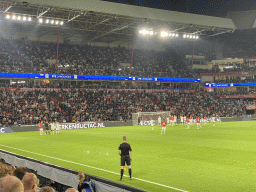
left=118, top=136, right=132, bottom=181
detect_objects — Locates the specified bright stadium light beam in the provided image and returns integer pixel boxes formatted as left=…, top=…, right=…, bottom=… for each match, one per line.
left=12, top=15, right=16, bottom=20
left=28, top=17, right=32, bottom=21
left=55, top=20, right=59, bottom=25
left=68, top=14, right=80, bottom=22
left=51, top=20, right=54, bottom=24
left=38, top=18, right=43, bottom=23
left=23, top=16, right=27, bottom=21
left=175, top=34, right=179, bottom=37
left=149, top=31, right=153, bottom=36
left=183, top=34, right=186, bottom=38
left=60, top=21, right=64, bottom=25
left=17, top=16, right=21, bottom=20
left=160, top=31, right=168, bottom=37
left=46, top=19, right=49, bottom=24
left=6, top=14, right=10, bottom=19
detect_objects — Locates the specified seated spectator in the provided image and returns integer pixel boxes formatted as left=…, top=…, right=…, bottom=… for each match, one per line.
left=65, top=188, right=78, bottom=192
left=0, top=162, right=14, bottom=178
left=0, top=175, right=24, bottom=192
left=13, top=167, right=28, bottom=180
left=21, top=173, right=39, bottom=192
left=77, top=172, right=94, bottom=192
left=39, top=186, right=55, bottom=192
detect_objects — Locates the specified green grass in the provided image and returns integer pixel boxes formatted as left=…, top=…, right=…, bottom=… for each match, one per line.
left=1, top=122, right=256, bottom=192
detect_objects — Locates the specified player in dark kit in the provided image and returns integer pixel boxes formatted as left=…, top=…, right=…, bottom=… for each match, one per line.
left=118, top=136, right=132, bottom=181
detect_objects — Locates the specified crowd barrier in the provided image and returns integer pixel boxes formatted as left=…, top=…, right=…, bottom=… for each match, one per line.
left=0, top=149, right=145, bottom=192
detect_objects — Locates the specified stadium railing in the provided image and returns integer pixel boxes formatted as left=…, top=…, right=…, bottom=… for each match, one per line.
left=0, top=149, right=146, bottom=192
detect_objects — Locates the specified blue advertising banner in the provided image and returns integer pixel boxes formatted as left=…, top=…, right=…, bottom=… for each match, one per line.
left=205, top=82, right=256, bottom=87
left=0, top=73, right=201, bottom=82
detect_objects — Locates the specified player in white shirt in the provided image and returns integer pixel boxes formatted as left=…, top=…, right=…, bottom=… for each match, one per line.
left=50, top=121, right=55, bottom=135
left=150, top=118, right=154, bottom=130
left=212, top=116, right=215, bottom=126
left=174, top=115, right=177, bottom=125
left=184, top=116, right=186, bottom=125
left=158, top=116, right=161, bottom=126
left=180, top=116, right=184, bottom=125
left=55, top=120, right=60, bottom=134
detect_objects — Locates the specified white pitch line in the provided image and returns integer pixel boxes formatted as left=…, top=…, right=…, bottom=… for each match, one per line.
left=0, top=144, right=188, bottom=192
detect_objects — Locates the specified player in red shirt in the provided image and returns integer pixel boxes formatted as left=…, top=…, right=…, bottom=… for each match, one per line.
left=196, top=117, right=201, bottom=129
left=186, top=119, right=190, bottom=129
left=204, top=115, right=207, bottom=125
left=38, top=121, right=43, bottom=135
left=161, top=120, right=167, bottom=135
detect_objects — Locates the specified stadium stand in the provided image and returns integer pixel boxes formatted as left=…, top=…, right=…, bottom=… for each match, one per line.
left=0, top=88, right=246, bottom=126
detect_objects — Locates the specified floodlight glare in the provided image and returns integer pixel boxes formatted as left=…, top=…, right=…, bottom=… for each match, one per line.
left=172, top=33, right=175, bottom=37
left=189, top=35, right=193, bottom=38
left=12, top=15, right=16, bottom=20
left=6, top=14, right=10, bottom=19
left=46, top=19, right=49, bottom=23
left=39, top=18, right=43, bottom=23
left=196, top=36, right=199, bottom=39
left=175, top=34, right=179, bottom=37
left=186, top=35, right=190, bottom=38
left=161, top=31, right=168, bottom=37
left=17, top=16, right=21, bottom=20
left=23, top=16, right=27, bottom=21
left=55, top=21, right=59, bottom=25
left=60, top=21, right=64, bottom=25
left=183, top=34, right=186, bottom=38
left=28, top=17, right=32, bottom=21
left=149, top=31, right=153, bottom=35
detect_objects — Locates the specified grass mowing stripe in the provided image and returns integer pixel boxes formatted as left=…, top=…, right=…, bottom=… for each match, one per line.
left=0, top=144, right=189, bottom=192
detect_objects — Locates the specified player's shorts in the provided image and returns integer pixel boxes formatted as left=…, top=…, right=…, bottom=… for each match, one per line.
left=121, top=155, right=131, bottom=166
left=162, top=126, right=166, bottom=130
left=45, top=126, right=50, bottom=130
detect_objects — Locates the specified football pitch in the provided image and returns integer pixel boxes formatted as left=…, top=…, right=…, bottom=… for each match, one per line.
left=1, top=121, right=256, bottom=192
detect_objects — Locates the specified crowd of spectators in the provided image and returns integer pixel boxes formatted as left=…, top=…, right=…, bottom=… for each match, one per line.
left=0, top=88, right=246, bottom=126
left=0, top=39, right=195, bottom=78
left=0, top=162, right=92, bottom=192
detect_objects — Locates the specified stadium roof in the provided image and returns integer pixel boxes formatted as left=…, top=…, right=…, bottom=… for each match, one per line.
left=0, top=0, right=236, bottom=43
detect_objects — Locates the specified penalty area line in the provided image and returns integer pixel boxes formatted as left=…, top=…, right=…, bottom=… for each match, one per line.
left=0, top=144, right=188, bottom=192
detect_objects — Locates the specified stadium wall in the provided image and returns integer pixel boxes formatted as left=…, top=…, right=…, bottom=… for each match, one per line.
left=0, top=121, right=133, bottom=133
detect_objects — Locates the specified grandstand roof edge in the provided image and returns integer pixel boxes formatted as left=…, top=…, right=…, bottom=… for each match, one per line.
left=16, top=0, right=236, bottom=29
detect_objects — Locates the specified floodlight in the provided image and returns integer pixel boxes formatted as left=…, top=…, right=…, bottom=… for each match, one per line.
left=17, top=16, right=21, bottom=20
left=193, top=36, right=196, bottom=39
left=6, top=14, right=10, bottom=19
left=39, top=18, right=43, bottom=23
left=23, top=16, right=27, bottom=21
left=189, top=35, right=193, bottom=39
left=149, top=31, right=153, bottom=35
left=51, top=20, right=54, bottom=24
left=60, top=21, right=64, bottom=25
left=183, top=34, right=186, bottom=38
left=28, top=17, right=32, bottom=21
left=196, top=36, right=199, bottom=39
left=55, top=20, right=59, bottom=25
left=175, top=34, right=179, bottom=37
left=172, top=33, right=175, bottom=37
left=12, top=15, right=16, bottom=20
left=46, top=19, right=49, bottom=23
left=160, top=31, right=168, bottom=37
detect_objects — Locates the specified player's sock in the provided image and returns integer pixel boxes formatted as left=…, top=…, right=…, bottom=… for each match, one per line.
left=120, top=169, right=124, bottom=179
left=129, top=168, right=132, bottom=178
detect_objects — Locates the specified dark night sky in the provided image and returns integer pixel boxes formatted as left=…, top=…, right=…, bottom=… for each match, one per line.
left=102, top=0, right=256, bottom=17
